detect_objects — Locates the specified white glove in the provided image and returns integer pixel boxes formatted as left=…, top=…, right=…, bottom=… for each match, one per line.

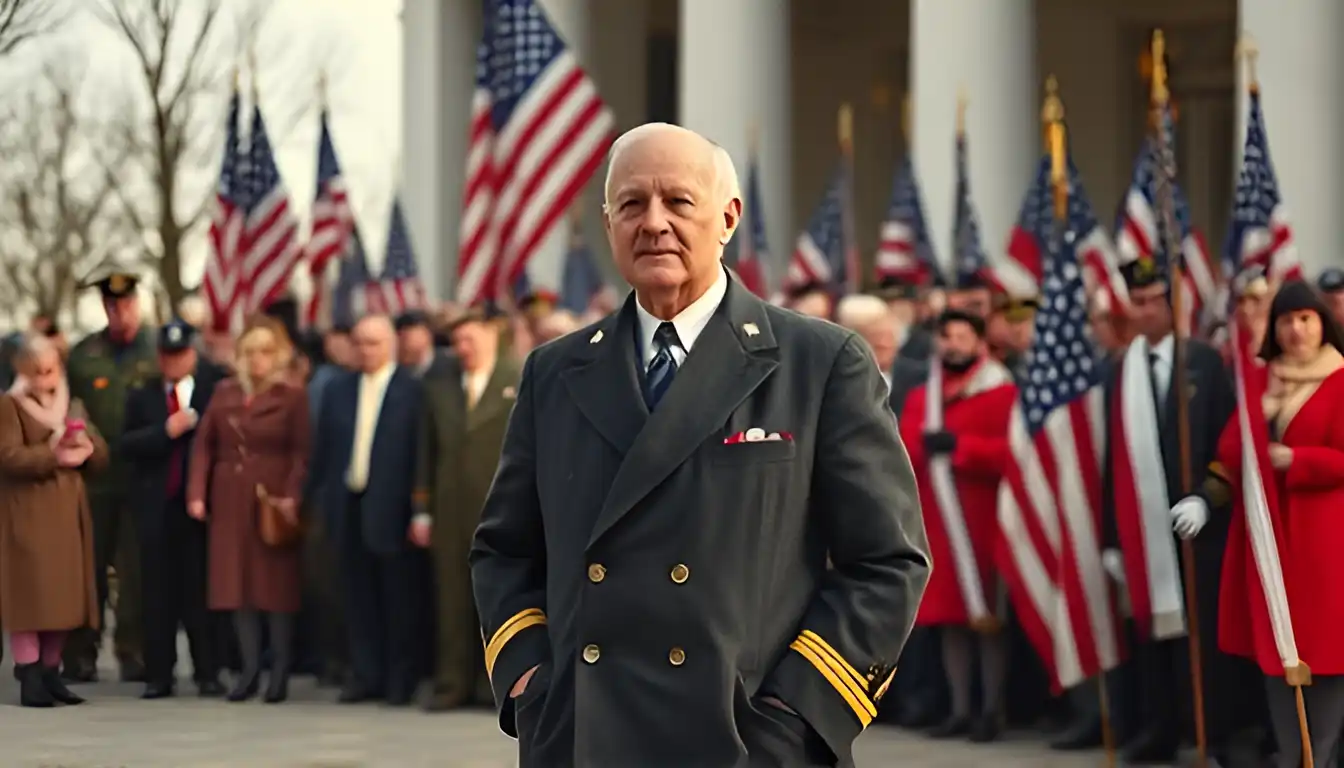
left=1170, top=495, right=1210, bottom=540
left=1101, top=549, right=1126, bottom=587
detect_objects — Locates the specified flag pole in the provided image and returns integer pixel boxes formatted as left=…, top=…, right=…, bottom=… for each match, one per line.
left=1044, top=73, right=1116, bottom=768
left=1150, top=30, right=1209, bottom=768
left=837, top=103, right=860, bottom=294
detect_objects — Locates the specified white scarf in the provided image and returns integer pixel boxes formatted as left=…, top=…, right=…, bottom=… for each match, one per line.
left=8, top=375, right=70, bottom=447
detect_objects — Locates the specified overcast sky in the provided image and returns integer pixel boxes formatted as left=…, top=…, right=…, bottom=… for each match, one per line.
left=6, top=0, right=404, bottom=328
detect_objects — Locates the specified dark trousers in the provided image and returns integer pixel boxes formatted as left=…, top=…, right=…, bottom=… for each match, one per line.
left=339, top=494, right=420, bottom=696
left=140, top=500, right=218, bottom=685
left=300, top=515, right=347, bottom=676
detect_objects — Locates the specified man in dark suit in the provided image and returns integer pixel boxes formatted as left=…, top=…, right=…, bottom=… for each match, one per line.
left=471, top=123, right=931, bottom=767
left=396, top=310, right=453, bottom=380
left=120, top=319, right=225, bottom=698
left=308, top=314, right=424, bottom=706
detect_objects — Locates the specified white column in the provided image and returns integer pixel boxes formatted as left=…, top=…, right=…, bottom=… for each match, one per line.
left=679, top=0, right=791, bottom=282
left=911, top=0, right=1035, bottom=276
left=401, top=0, right=478, bottom=302
left=1239, top=0, right=1344, bottom=274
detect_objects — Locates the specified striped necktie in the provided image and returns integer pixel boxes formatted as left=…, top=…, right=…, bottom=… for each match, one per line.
left=644, top=322, right=681, bottom=409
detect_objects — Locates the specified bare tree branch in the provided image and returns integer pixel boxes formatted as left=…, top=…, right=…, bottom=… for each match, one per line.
left=0, top=0, right=66, bottom=57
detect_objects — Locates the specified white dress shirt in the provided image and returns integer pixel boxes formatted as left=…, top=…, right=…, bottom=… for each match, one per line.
left=168, top=375, right=195, bottom=411
left=1149, top=333, right=1174, bottom=402
left=634, top=267, right=728, bottom=370
left=346, top=363, right=395, bottom=492
left=462, top=364, right=494, bottom=409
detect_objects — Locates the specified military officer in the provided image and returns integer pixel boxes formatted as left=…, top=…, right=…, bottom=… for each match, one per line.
left=62, top=271, right=157, bottom=683
left=413, top=302, right=521, bottom=712
left=471, top=123, right=930, bottom=767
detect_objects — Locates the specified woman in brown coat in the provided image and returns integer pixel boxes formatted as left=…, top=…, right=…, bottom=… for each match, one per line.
left=0, top=333, right=105, bottom=707
left=187, top=316, right=309, bottom=703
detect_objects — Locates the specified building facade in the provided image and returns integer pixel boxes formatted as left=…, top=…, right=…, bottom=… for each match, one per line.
left=403, top=0, right=1344, bottom=302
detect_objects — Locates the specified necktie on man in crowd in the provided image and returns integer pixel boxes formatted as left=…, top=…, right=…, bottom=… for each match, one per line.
left=998, top=82, right=1124, bottom=693
left=305, top=88, right=356, bottom=329
left=369, top=196, right=426, bottom=316
left=456, top=0, right=615, bottom=306
left=165, top=386, right=184, bottom=498
left=204, top=81, right=245, bottom=333
left=643, top=322, right=680, bottom=410
left=239, top=87, right=301, bottom=317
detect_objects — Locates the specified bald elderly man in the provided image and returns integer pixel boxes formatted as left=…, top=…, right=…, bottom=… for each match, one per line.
left=470, top=123, right=930, bottom=767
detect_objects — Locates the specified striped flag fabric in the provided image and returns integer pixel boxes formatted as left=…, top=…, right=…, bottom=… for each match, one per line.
left=874, top=156, right=938, bottom=287
left=240, top=104, right=301, bottom=315
left=731, top=156, right=772, bottom=297
left=1226, top=89, right=1300, bottom=286
left=304, top=109, right=355, bottom=327
left=331, top=226, right=377, bottom=330
left=997, top=162, right=1123, bottom=690
left=370, top=197, right=427, bottom=315
left=1115, top=120, right=1216, bottom=335
left=204, top=87, right=245, bottom=332
left=784, top=165, right=852, bottom=294
left=456, top=0, right=615, bottom=306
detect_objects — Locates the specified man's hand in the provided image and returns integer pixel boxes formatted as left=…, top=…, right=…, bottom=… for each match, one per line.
left=187, top=500, right=207, bottom=521
left=509, top=664, right=540, bottom=699
left=1170, top=495, right=1210, bottom=540
left=1269, top=443, right=1294, bottom=470
left=408, top=517, right=432, bottom=548
left=166, top=408, right=199, bottom=439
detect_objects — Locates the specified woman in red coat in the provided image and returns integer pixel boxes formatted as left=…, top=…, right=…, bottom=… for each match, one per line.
left=1215, top=279, right=1344, bottom=767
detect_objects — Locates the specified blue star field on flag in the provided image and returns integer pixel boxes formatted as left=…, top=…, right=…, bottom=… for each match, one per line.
left=952, top=134, right=988, bottom=288
left=1225, top=90, right=1282, bottom=273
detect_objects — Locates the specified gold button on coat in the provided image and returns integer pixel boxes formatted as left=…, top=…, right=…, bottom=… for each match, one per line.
left=668, top=647, right=686, bottom=666
left=582, top=644, right=601, bottom=664
left=669, top=564, right=690, bottom=584
left=587, top=564, right=606, bottom=583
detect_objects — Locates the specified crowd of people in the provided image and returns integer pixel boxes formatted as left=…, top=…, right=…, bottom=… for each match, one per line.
left=3, top=130, right=1344, bottom=768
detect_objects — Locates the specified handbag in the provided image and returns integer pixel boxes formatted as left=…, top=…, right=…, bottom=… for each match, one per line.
left=256, top=484, right=302, bottom=548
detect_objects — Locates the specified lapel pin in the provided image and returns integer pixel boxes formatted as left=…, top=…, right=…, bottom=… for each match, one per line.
left=590, top=330, right=604, bottom=344
left=743, top=323, right=759, bottom=337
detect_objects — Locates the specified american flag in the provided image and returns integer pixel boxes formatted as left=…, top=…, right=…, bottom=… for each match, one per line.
left=997, top=161, right=1123, bottom=691
left=1226, top=89, right=1300, bottom=286
left=1115, top=121, right=1217, bottom=334
left=204, top=88, right=244, bottom=332
left=731, top=156, right=772, bottom=297
left=1003, top=156, right=1123, bottom=305
left=240, top=104, right=301, bottom=315
left=559, top=230, right=604, bottom=314
left=304, top=109, right=355, bottom=327
left=456, top=0, right=615, bottom=305
left=370, top=197, right=427, bottom=315
left=875, top=156, right=938, bottom=286
left=784, top=165, right=852, bottom=294
left=951, top=132, right=988, bottom=289
left=331, top=227, right=377, bottom=330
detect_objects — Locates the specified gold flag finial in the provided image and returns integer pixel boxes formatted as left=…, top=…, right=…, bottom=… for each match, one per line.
left=901, top=93, right=912, bottom=142
left=231, top=66, right=239, bottom=91
left=838, top=102, right=854, bottom=152
left=318, top=70, right=328, bottom=109
left=1150, top=29, right=1169, bottom=107
left=247, top=45, right=260, bottom=99
left=1236, top=34, right=1260, bottom=93
left=956, top=86, right=968, bottom=136
left=1044, top=76, right=1068, bottom=220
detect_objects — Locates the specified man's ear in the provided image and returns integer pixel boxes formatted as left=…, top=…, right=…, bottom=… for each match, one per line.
left=719, top=197, right=743, bottom=245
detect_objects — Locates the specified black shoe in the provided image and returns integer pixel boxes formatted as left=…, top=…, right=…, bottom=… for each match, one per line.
left=41, top=666, right=86, bottom=705
left=263, top=674, right=289, bottom=704
left=1121, top=727, right=1180, bottom=764
left=928, top=715, right=972, bottom=739
left=338, top=682, right=383, bottom=704
left=197, top=679, right=225, bottom=698
left=119, top=660, right=147, bottom=683
left=968, top=713, right=1002, bottom=743
left=227, top=675, right=260, bottom=703
left=141, top=681, right=175, bottom=700
left=60, top=659, right=97, bottom=683
left=17, top=664, right=55, bottom=708
left=1050, top=716, right=1102, bottom=751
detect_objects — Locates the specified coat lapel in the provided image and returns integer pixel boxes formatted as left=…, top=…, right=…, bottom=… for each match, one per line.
left=562, top=305, right=648, bottom=456
left=584, top=278, right=780, bottom=548
left=467, top=359, right=518, bottom=433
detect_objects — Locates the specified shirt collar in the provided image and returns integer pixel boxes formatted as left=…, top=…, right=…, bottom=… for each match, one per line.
left=1150, top=333, right=1175, bottom=363
left=635, top=267, right=728, bottom=358
left=364, top=362, right=396, bottom=383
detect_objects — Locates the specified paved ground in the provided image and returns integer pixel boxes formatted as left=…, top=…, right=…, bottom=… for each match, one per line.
left=0, top=644, right=1104, bottom=768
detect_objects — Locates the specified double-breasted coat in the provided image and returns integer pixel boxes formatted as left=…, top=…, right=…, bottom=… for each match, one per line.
left=470, top=275, right=931, bottom=768
left=416, top=355, right=521, bottom=702
left=187, top=379, right=309, bottom=613
left=0, top=394, right=105, bottom=632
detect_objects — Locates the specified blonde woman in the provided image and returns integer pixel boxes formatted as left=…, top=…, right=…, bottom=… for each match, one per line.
left=0, top=333, right=104, bottom=707
left=186, top=315, right=309, bottom=703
